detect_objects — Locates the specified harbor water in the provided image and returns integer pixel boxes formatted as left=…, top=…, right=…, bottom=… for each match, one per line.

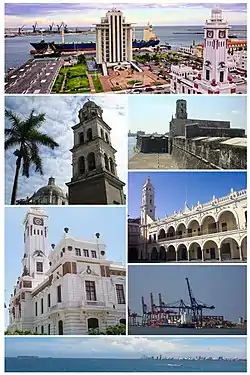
left=5, top=25, right=247, bottom=71
left=129, top=326, right=247, bottom=335
left=5, top=357, right=247, bottom=372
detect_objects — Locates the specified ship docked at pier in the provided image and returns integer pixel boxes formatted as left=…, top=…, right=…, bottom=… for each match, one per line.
left=30, top=23, right=160, bottom=54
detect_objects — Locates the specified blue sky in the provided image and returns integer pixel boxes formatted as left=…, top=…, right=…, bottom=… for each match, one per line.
left=5, top=337, right=247, bottom=358
left=4, top=206, right=126, bottom=326
left=5, top=3, right=247, bottom=28
left=128, top=171, right=247, bottom=218
left=128, top=96, right=247, bottom=134
left=5, top=96, right=127, bottom=204
left=128, top=266, right=247, bottom=321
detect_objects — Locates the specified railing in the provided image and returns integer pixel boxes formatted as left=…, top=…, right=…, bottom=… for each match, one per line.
left=86, top=301, right=105, bottom=307
left=149, top=225, right=239, bottom=244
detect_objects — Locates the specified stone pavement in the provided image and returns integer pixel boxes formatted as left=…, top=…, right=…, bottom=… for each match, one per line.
left=128, top=153, right=179, bottom=170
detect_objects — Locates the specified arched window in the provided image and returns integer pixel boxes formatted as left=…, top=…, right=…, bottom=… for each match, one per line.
left=87, top=128, right=93, bottom=141
left=109, top=158, right=115, bottom=174
left=58, top=320, right=63, bottom=335
left=100, top=128, right=104, bottom=140
left=88, top=318, right=99, bottom=331
left=87, top=153, right=96, bottom=171
left=79, top=132, right=84, bottom=144
left=78, top=156, right=85, bottom=174
left=104, top=154, right=109, bottom=170
left=105, top=133, right=109, bottom=143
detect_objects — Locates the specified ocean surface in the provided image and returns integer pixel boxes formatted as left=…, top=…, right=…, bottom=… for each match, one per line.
left=5, top=25, right=247, bottom=71
left=128, top=137, right=137, bottom=159
left=5, top=357, right=247, bottom=372
left=129, top=326, right=247, bottom=336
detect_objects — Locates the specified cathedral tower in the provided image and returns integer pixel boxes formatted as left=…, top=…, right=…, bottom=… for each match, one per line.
left=66, top=101, right=125, bottom=204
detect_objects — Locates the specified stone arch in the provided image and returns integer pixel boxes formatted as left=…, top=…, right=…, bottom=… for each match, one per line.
left=128, top=247, right=138, bottom=262
left=79, top=132, right=84, bottom=144
left=187, top=219, right=200, bottom=237
left=100, top=128, right=104, bottom=140
left=166, top=226, right=175, bottom=239
left=78, top=156, right=85, bottom=174
left=202, top=215, right=217, bottom=235
left=58, top=320, right=63, bottom=335
left=105, top=133, right=109, bottom=143
left=189, top=242, right=202, bottom=261
left=87, top=128, right=93, bottom=141
left=119, top=318, right=126, bottom=325
left=176, top=223, right=187, bottom=239
left=158, top=228, right=166, bottom=240
left=241, top=236, right=247, bottom=260
left=87, top=152, right=96, bottom=171
left=202, top=240, right=219, bottom=261
left=104, top=153, right=109, bottom=170
left=88, top=317, right=99, bottom=330
left=151, top=247, right=158, bottom=261
left=219, top=237, right=240, bottom=260
left=159, top=246, right=166, bottom=261
left=166, top=245, right=176, bottom=261
left=177, top=244, right=188, bottom=261
left=109, top=158, right=115, bottom=174
left=217, top=210, right=238, bottom=232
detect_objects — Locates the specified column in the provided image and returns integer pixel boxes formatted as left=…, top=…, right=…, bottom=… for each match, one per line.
left=240, top=245, right=243, bottom=261
left=218, top=248, right=222, bottom=262
left=187, top=250, right=190, bottom=262
left=175, top=250, right=178, bottom=262
left=202, top=249, right=205, bottom=262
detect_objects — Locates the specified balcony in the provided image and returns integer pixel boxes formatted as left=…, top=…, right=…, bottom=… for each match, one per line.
left=151, top=225, right=239, bottom=244
left=86, top=301, right=105, bottom=307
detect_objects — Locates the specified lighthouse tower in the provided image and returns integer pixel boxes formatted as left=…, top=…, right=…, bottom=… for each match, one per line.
left=195, top=6, right=236, bottom=94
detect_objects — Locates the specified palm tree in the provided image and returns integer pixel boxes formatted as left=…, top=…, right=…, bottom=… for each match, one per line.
left=5, top=109, right=59, bottom=205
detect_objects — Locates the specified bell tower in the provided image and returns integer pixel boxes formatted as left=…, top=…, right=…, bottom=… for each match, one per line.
left=175, top=99, right=187, bottom=120
left=140, top=177, right=155, bottom=226
left=66, top=100, right=125, bottom=205
left=22, top=207, right=49, bottom=283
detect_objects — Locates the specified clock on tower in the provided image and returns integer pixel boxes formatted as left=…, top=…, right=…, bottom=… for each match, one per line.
left=33, top=217, right=44, bottom=226
left=207, top=30, right=214, bottom=38
left=219, top=30, right=226, bottom=38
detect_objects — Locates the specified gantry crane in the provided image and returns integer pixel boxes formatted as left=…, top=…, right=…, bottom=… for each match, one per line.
left=32, top=21, right=38, bottom=33
left=18, top=25, right=25, bottom=35
left=49, top=22, right=55, bottom=32
left=57, top=22, right=66, bottom=32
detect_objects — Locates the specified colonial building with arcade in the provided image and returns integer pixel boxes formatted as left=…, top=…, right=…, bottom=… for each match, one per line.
left=8, top=207, right=126, bottom=335
left=138, top=177, right=247, bottom=263
left=171, top=6, right=247, bottom=94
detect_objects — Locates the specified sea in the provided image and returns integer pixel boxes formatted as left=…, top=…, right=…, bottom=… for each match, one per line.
left=128, top=137, right=137, bottom=159
left=5, top=357, right=247, bottom=372
left=5, top=25, right=247, bottom=72
left=129, top=326, right=247, bottom=336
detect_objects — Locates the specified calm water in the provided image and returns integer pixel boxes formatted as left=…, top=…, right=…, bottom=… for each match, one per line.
left=128, top=137, right=137, bottom=159
left=5, top=357, right=247, bottom=372
left=129, top=326, right=247, bottom=336
left=5, top=25, right=247, bottom=71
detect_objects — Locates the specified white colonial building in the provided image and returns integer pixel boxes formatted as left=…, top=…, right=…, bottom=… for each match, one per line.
left=139, top=177, right=247, bottom=262
left=96, top=8, right=133, bottom=65
left=171, top=6, right=246, bottom=94
left=8, top=207, right=126, bottom=335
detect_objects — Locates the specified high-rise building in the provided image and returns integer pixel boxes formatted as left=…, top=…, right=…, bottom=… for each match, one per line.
left=66, top=101, right=126, bottom=205
left=96, top=8, right=133, bottom=65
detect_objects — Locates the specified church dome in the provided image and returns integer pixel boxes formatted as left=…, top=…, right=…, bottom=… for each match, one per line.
left=82, top=100, right=99, bottom=109
left=32, top=177, right=68, bottom=205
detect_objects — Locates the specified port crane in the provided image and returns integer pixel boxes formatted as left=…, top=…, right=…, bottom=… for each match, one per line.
left=32, top=21, right=38, bottom=33
left=18, top=25, right=25, bottom=35
left=49, top=22, right=55, bottom=32
left=57, top=22, right=67, bottom=32
left=185, top=277, right=215, bottom=326
left=140, top=278, right=215, bottom=326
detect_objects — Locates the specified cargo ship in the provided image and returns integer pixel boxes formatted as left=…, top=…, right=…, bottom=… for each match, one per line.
left=30, top=23, right=160, bottom=53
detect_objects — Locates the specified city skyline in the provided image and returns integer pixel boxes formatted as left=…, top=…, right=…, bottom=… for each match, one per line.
left=5, top=96, right=128, bottom=204
left=5, top=337, right=247, bottom=359
left=128, top=96, right=247, bottom=134
left=128, top=266, right=247, bottom=321
left=5, top=3, right=247, bottom=28
left=4, top=206, right=126, bottom=327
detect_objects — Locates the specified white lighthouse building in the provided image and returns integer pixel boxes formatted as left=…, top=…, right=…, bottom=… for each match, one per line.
left=8, top=207, right=126, bottom=335
left=170, top=6, right=241, bottom=94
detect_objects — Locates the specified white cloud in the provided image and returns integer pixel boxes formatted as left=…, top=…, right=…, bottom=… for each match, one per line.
left=5, top=96, right=128, bottom=204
